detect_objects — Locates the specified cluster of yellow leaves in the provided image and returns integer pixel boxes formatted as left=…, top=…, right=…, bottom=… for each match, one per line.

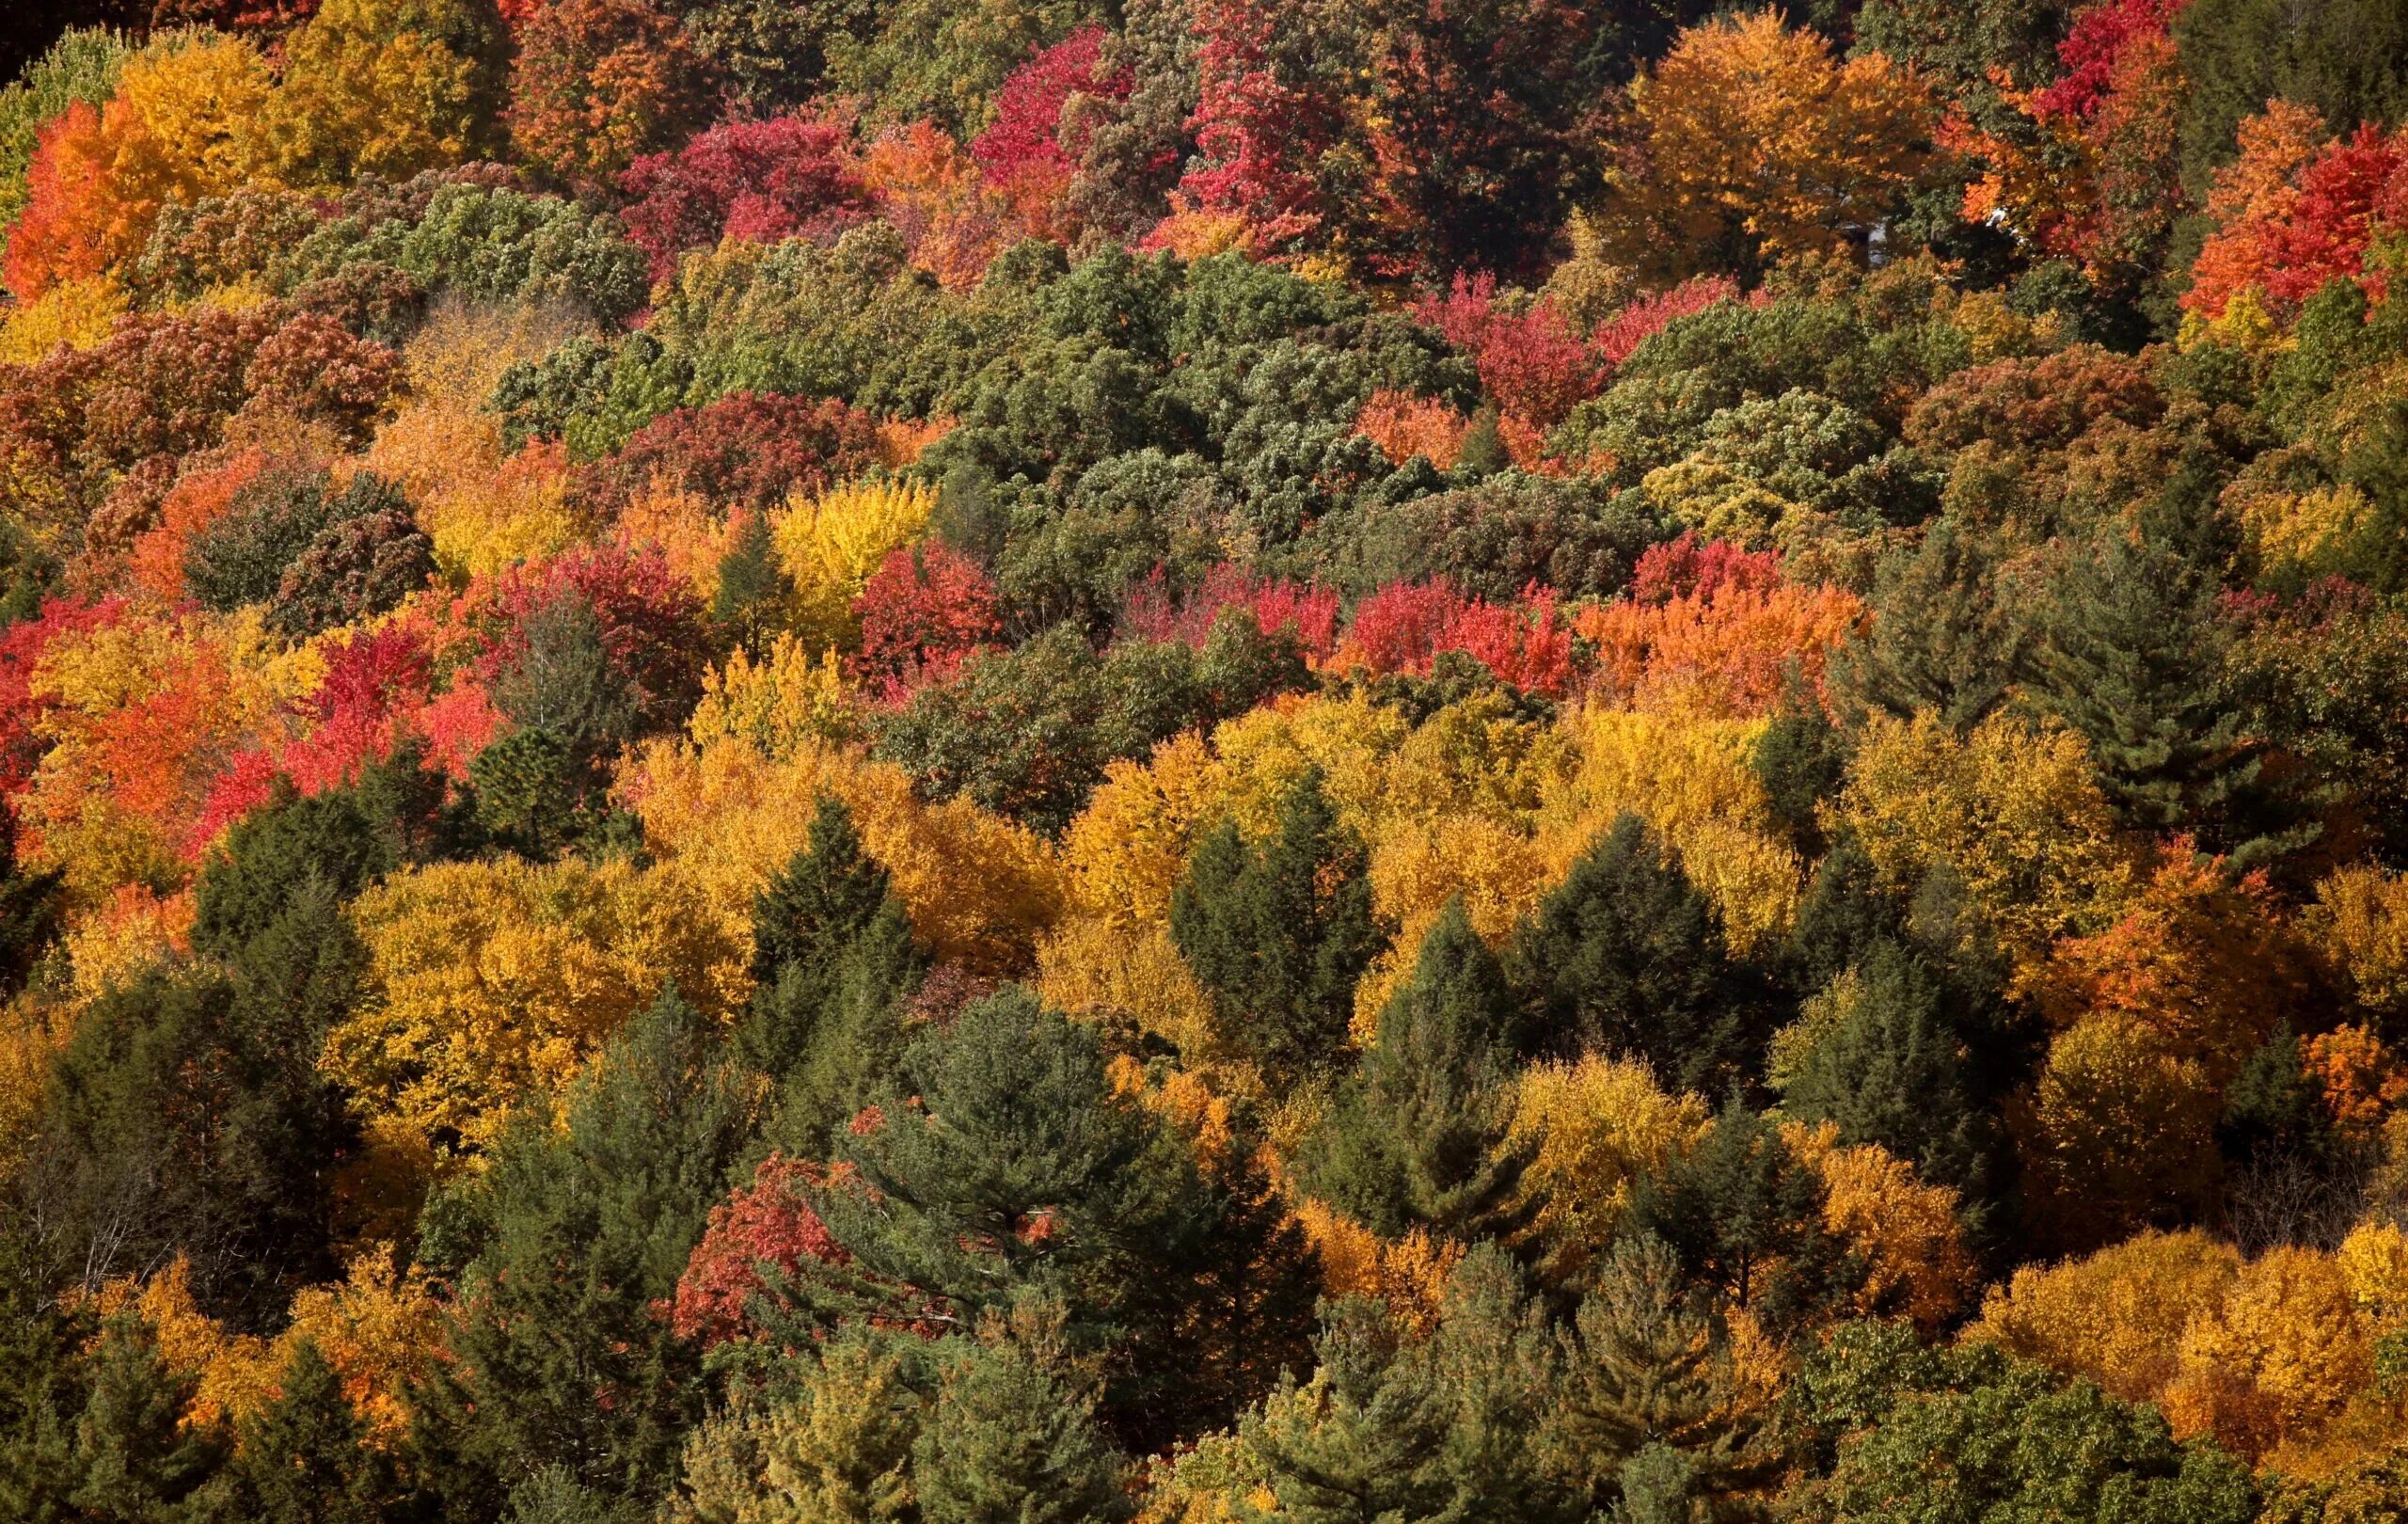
left=281, top=1249, right=448, bottom=1447
left=1972, top=1224, right=2408, bottom=1473
left=81, top=1257, right=280, bottom=1434
left=1831, top=710, right=2136, bottom=981
left=0, top=274, right=127, bottom=362
left=2310, top=863, right=2408, bottom=1024
left=687, top=633, right=861, bottom=758
left=621, top=732, right=1061, bottom=976
left=1507, top=1056, right=1709, bottom=1286
left=1536, top=705, right=1802, bottom=957
left=327, top=853, right=742, bottom=1164
left=772, top=477, right=937, bottom=651
left=1782, top=1119, right=1979, bottom=1331
left=259, top=0, right=496, bottom=189
left=60, top=882, right=195, bottom=1003
left=363, top=301, right=598, bottom=581
left=79, top=1249, right=443, bottom=1447
left=1039, top=691, right=1803, bottom=1066
left=1596, top=11, right=1933, bottom=283
left=1290, top=1199, right=1461, bottom=1334
left=0, top=996, right=72, bottom=1177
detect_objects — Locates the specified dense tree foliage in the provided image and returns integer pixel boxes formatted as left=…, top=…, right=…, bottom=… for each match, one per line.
left=2, top=0, right=2408, bottom=1516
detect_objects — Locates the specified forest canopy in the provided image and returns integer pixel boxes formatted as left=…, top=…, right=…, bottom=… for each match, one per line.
left=0, top=0, right=2406, bottom=1519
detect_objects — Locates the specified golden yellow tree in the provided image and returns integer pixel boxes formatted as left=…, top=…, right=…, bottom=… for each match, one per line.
left=1595, top=11, right=1934, bottom=282
left=1784, top=1120, right=1978, bottom=1331
left=262, top=0, right=502, bottom=186
left=1508, top=1056, right=1709, bottom=1288
left=1832, top=710, right=2137, bottom=984
left=621, top=732, right=1061, bottom=976
left=1968, top=1228, right=2242, bottom=1405
left=327, top=853, right=741, bottom=1163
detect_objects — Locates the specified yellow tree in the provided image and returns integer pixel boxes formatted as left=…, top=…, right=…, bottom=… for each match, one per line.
left=326, top=853, right=741, bottom=1165
left=1968, top=1229, right=2242, bottom=1404
left=1508, top=1056, right=1709, bottom=1289
left=1784, top=1120, right=1978, bottom=1332
left=1594, top=11, right=1934, bottom=282
left=620, top=731, right=1062, bottom=976
left=1832, top=710, right=2137, bottom=985
left=262, top=0, right=506, bottom=187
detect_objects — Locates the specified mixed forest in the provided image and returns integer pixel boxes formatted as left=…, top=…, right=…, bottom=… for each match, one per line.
left=3, top=0, right=2408, bottom=1518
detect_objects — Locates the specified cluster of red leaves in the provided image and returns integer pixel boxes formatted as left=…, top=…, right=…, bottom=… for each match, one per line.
left=1337, top=579, right=1576, bottom=695
left=583, top=392, right=887, bottom=513
left=2185, top=115, right=2408, bottom=322
left=1579, top=536, right=1865, bottom=718
left=1591, top=276, right=1743, bottom=367
left=188, top=616, right=479, bottom=853
left=849, top=542, right=1004, bottom=702
left=150, top=0, right=316, bottom=27
left=666, top=1154, right=850, bottom=1347
left=617, top=114, right=876, bottom=283
left=1118, top=563, right=1342, bottom=658
left=1413, top=274, right=1603, bottom=430
left=970, top=26, right=1130, bottom=243
left=1174, top=0, right=1344, bottom=255
left=2029, top=0, right=2189, bottom=124
left=1628, top=532, right=1783, bottom=604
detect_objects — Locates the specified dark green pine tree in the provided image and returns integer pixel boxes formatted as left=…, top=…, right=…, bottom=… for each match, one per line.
left=1748, top=703, right=1848, bottom=856
left=1778, top=941, right=1991, bottom=1202
left=1624, top=1098, right=1860, bottom=1338
left=764, top=897, right=927, bottom=1155
left=1308, top=899, right=1529, bottom=1241
left=191, top=786, right=398, bottom=960
left=1830, top=518, right=2022, bottom=732
left=819, top=990, right=1223, bottom=1426
left=1783, top=835, right=1903, bottom=996
left=912, top=1339, right=1133, bottom=1524
left=1544, top=1234, right=1783, bottom=1518
left=221, top=1337, right=393, bottom=1524
left=745, top=795, right=898, bottom=1002
left=711, top=507, right=796, bottom=652
left=1241, top=1246, right=1576, bottom=1524
left=68, top=1314, right=223, bottom=1522
left=2035, top=499, right=2291, bottom=858
left=0, top=1225, right=89, bottom=1524
left=467, top=727, right=587, bottom=863
left=30, top=969, right=347, bottom=1326
left=411, top=985, right=750, bottom=1518
left=0, top=814, right=63, bottom=999
left=1505, top=812, right=1760, bottom=1093
left=1169, top=769, right=1386, bottom=1080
